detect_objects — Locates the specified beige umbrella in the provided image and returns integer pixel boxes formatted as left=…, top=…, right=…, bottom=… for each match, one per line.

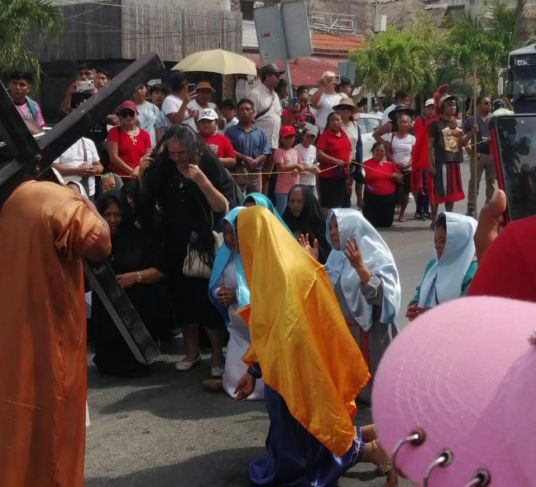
left=172, top=49, right=257, bottom=76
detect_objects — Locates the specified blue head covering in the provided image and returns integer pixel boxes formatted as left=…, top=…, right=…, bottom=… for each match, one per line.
left=325, top=208, right=401, bottom=331
left=242, top=192, right=290, bottom=231
left=418, top=212, right=477, bottom=308
left=208, top=207, right=250, bottom=321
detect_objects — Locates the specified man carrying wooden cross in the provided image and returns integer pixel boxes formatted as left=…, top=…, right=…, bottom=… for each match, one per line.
left=0, top=179, right=111, bottom=487
left=0, top=53, right=164, bottom=487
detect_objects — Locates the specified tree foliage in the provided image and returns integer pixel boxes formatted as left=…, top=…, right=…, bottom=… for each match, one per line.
left=0, top=0, right=63, bottom=80
left=350, top=0, right=536, bottom=97
left=350, top=16, right=443, bottom=95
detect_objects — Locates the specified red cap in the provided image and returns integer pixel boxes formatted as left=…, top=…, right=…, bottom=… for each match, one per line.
left=117, top=100, right=138, bottom=114
left=279, top=125, right=296, bottom=138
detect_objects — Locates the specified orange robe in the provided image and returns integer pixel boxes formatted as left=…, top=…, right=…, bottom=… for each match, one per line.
left=237, top=207, right=370, bottom=456
left=0, top=181, right=102, bottom=487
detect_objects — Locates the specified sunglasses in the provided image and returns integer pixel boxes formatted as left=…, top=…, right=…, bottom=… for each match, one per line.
left=120, top=110, right=135, bottom=118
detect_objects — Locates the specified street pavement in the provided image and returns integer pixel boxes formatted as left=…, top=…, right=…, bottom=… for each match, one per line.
left=85, top=161, right=484, bottom=487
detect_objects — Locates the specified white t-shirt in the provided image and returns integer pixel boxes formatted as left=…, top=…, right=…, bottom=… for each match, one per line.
left=249, top=83, right=281, bottom=149
left=161, top=94, right=193, bottom=129
left=136, top=101, right=160, bottom=147
left=224, top=116, right=239, bottom=131
left=54, top=137, right=100, bottom=196
left=316, top=92, right=343, bottom=133
left=342, top=121, right=358, bottom=161
left=296, top=143, right=318, bottom=187
left=184, top=100, right=217, bottom=132
left=383, top=132, right=416, bottom=169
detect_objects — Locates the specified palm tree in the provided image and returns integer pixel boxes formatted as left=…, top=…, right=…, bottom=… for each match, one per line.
left=350, top=16, right=442, bottom=96
left=440, top=0, right=535, bottom=95
left=0, top=0, right=62, bottom=79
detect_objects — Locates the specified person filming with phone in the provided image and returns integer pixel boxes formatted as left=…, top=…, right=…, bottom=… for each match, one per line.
left=161, top=71, right=195, bottom=129
left=59, top=62, right=97, bottom=115
left=310, top=71, right=343, bottom=133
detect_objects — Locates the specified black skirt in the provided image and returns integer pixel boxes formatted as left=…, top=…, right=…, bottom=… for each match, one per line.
left=318, top=177, right=350, bottom=209
left=363, top=191, right=397, bottom=228
left=170, top=274, right=224, bottom=330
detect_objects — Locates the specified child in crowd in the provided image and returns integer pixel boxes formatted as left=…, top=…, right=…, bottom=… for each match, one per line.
left=273, top=125, right=304, bottom=214
left=220, top=99, right=239, bottom=132
left=197, top=108, right=236, bottom=169
left=295, top=123, right=320, bottom=197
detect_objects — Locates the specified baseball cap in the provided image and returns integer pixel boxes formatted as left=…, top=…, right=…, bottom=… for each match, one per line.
left=372, top=296, right=536, bottom=487
left=197, top=108, right=219, bottom=121
left=116, top=100, right=138, bottom=114
left=424, top=98, right=435, bottom=107
left=259, top=63, right=285, bottom=77
left=302, top=122, right=318, bottom=137
left=195, top=81, right=214, bottom=92
left=439, top=93, right=457, bottom=107
left=279, top=125, right=297, bottom=138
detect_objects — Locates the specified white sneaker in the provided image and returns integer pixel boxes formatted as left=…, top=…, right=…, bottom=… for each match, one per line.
left=175, top=354, right=201, bottom=371
left=210, top=367, right=224, bottom=378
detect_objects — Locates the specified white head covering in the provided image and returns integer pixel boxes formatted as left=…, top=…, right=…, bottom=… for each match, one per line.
left=418, top=212, right=477, bottom=308
left=325, top=209, right=401, bottom=331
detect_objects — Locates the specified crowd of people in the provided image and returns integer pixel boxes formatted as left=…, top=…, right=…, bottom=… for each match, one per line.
left=3, top=60, right=532, bottom=487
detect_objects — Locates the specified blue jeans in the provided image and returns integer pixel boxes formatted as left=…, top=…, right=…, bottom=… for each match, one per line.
left=275, top=193, right=288, bottom=215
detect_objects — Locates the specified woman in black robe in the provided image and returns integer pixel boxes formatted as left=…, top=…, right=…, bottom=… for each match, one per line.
left=282, top=184, right=330, bottom=263
left=92, top=191, right=171, bottom=377
left=139, top=126, right=233, bottom=377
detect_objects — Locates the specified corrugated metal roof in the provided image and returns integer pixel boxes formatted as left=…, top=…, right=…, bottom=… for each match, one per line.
left=311, top=32, right=364, bottom=54
left=242, top=21, right=364, bottom=55
left=243, top=53, right=344, bottom=87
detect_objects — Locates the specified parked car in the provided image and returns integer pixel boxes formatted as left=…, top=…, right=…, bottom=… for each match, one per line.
left=358, top=113, right=382, bottom=161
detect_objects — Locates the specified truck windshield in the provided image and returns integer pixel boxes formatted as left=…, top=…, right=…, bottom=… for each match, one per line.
left=511, top=65, right=536, bottom=97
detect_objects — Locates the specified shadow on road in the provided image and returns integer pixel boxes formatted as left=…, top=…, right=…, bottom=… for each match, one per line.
left=85, top=447, right=261, bottom=487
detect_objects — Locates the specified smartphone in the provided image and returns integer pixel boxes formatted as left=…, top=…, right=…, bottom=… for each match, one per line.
left=187, top=83, right=196, bottom=93
left=77, top=79, right=94, bottom=92
left=492, top=114, right=536, bottom=222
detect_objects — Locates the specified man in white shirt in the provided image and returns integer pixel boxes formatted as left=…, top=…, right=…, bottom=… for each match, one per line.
left=249, top=63, right=284, bottom=193
left=381, top=91, right=412, bottom=125
left=310, top=71, right=343, bottom=133
left=161, top=71, right=194, bottom=129
left=184, top=81, right=218, bottom=132
left=53, top=137, right=103, bottom=199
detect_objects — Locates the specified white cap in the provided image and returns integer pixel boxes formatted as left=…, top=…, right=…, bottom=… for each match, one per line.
left=197, top=108, right=218, bottom=121
left=425, top=98, right=435, bottom=107
left=321, top=70, right=337, bottom=80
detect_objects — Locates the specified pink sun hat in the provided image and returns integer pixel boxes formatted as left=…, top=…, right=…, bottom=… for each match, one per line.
left=372, top=296, right=536, bottom=487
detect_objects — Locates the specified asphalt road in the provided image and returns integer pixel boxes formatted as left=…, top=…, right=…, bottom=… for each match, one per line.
left=85, top=161, right=484, bottom=487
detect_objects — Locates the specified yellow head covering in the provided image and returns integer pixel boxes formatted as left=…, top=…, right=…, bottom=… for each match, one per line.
left=236, top=206, right=370, bottom=456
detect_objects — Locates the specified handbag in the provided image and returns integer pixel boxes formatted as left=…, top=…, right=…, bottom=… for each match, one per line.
left=182, top=230, right=223, bottom=279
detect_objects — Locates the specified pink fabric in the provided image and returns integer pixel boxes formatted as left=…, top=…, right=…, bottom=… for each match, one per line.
left=15, top=101, right=45, bottom=128
left=274, top=148, right=302, bottom=194
left=372, top=297, right=536, bottom=487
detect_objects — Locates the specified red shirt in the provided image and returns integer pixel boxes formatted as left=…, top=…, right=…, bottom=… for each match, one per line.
left=363, top=158, right=401, bottom=195
left=468, top=215, right=536, bottom=301
left=316, top=129, right=351, bottom=180
left=106, top=126, right=151, bottom=176
left=201, top=132, right=236, bottom=159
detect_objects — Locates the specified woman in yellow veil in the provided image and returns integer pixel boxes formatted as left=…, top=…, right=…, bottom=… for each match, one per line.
left=234, top=206, right=397, bottom=487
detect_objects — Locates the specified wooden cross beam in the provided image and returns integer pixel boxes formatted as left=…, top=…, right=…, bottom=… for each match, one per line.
left=0, top=53, right=165, bottom=364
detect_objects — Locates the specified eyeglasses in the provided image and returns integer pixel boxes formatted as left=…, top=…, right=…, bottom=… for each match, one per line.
left=119, top=110, right=135, bottom=118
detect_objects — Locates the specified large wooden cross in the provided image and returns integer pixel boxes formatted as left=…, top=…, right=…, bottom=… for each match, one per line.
left=0, top=53, right=164, bottom=364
